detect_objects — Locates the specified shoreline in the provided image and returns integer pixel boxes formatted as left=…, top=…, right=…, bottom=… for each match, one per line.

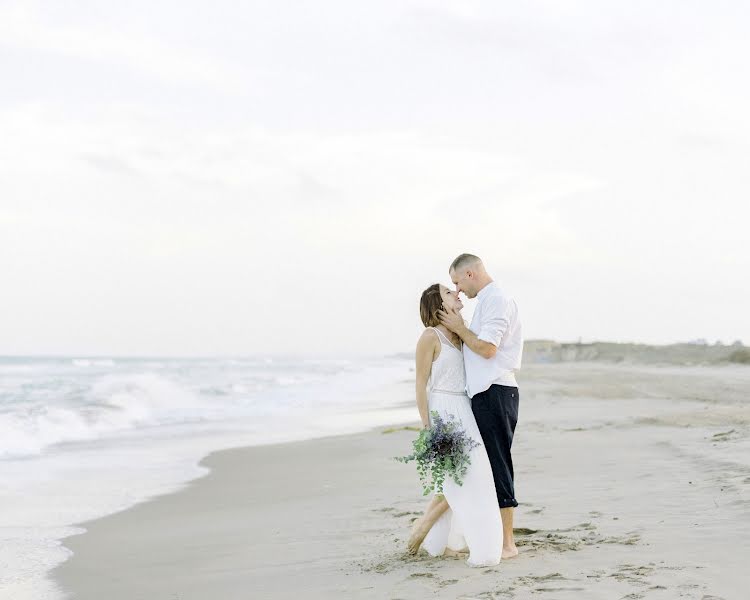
left=3, top=373, right=417, bottom=600
left=51, top=363, right=750, bottom=599
left=51, top=424, right=424, bottom=600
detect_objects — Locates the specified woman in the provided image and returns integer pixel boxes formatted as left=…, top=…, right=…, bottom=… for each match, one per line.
left=406, top=283, right=503, bottom=567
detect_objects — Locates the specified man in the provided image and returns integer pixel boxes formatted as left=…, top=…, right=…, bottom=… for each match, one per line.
left=438, top=253, right=523, bottom=559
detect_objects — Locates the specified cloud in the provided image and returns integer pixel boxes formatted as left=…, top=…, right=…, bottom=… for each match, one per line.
left=0, top=2, right=246, bottom=91
left=80, top=153, right=139, bottom=176
left=0, top=0, right=749, bottom=353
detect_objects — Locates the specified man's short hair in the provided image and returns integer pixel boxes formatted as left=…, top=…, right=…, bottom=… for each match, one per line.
left=450, top=253, right=482, bottom=272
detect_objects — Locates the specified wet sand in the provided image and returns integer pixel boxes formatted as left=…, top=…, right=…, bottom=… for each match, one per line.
left=54, top=363, right=750, bottom=599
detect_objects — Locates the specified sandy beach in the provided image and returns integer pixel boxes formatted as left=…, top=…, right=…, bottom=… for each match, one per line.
left=53, top=363, right=750, bottom=599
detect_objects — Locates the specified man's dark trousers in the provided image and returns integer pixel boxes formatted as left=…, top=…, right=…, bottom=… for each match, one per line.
left=471, top=384, right=519, bottom=508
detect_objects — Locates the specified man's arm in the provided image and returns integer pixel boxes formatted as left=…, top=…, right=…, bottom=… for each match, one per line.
left=437, top=307, right=498, bottom=359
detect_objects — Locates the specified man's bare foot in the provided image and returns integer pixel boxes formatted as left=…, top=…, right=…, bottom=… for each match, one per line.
left=501, top=545, right=519, bottom=559
left=407, top=518, right=430, bottom=555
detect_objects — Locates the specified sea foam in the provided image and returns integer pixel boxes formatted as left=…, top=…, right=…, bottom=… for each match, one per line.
left=0, top=355, right=415, bottom=600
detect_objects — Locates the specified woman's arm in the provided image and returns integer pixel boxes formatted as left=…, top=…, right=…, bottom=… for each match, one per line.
left=415, top=330, right=438, bottom=428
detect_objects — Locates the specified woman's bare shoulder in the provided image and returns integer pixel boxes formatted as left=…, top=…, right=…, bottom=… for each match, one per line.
left=417, top=328, right=439, bottom=348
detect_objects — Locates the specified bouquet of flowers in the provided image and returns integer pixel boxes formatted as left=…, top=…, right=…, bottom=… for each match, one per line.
left=395, top=411, right=480, bottom=495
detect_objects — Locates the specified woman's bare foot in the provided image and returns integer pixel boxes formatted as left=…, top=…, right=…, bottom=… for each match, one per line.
left=406, top=495, right=450, bottom=555
left=501, top=545, right=519, bottom=559
left=443, top=547, right=469, bottom=558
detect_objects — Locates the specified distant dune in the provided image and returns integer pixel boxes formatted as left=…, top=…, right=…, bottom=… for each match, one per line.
left=524, top=340, right=750, bottom=365
left=390, top=340, right=750, bottom=366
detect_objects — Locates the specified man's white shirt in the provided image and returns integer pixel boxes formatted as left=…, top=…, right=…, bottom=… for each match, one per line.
left=463, top=281, right=523, bottom=398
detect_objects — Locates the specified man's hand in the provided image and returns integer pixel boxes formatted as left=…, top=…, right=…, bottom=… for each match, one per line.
left=437, top=305, right=466, bottom=335
left=438, top=305, right=498, bottom=359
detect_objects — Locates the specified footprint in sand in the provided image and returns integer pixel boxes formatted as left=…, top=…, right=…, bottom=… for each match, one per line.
left=393, top=511, right=421, bottom=517
left=517, top=572, right=566, bottom=584
left=710, top=429, right=736, bottom=442
left=515, top=573, right=587, bottom=595
left=601, top=532, right=641, bottom=546
left=524, top=504, right=545, bottom=515
left=607, top=563, right=659, bottom=593
left=516, top=522, right=642, bottom=554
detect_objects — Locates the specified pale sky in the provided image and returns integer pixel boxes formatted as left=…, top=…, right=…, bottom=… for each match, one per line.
left=1, top=0, right=748, bottom=356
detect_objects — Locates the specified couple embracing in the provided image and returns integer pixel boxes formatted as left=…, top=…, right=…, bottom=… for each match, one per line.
left=408, top=253, right=523, bottom=567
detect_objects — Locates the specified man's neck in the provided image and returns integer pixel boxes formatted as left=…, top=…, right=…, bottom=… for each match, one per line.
left=476, top=277, right=494, bottom=294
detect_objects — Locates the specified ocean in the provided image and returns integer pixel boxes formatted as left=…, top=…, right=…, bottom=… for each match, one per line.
left=0, top=355, right=415, bottom=599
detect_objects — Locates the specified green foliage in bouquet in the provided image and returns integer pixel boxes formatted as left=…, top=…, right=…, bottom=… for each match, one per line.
left=395, top=411, right=480, bottom=495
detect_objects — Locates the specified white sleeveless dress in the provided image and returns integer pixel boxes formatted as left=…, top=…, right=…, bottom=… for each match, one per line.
left=421, top=327, right=503, bottom=567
